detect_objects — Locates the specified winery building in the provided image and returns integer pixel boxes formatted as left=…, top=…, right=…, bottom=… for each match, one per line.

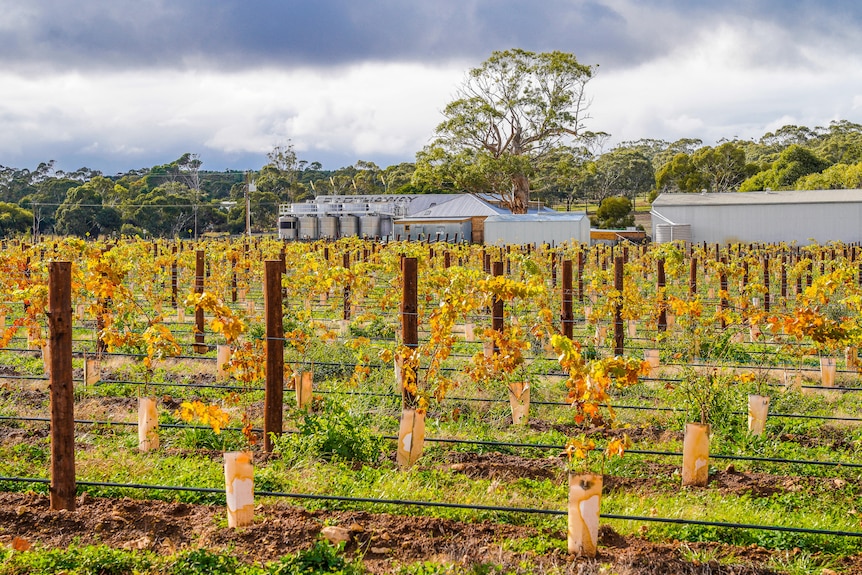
left=651, top=189, right=862, bottom=245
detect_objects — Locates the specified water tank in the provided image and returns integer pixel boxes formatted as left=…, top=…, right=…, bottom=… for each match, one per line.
left=277, top=215, right=298, bottom=241
left=339, top=214, right=359, bottom=238
left=297, top=216, right=319, bottom=240
left=360, top=214, right=381, bottom=238
left=655, top=223, right=692, bottom=244
left=379, top=215, right=393, bottom=238
left=318, top=215, right=339, bottom=239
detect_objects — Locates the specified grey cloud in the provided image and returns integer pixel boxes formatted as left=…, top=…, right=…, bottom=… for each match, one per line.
left=11, top=0, right=859, bottom=73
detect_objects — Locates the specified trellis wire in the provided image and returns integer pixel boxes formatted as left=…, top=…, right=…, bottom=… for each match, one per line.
left=0, top=475, right=860, bottom=539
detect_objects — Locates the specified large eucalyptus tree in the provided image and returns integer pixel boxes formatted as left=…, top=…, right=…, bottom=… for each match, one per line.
left=414, top=49, right=594, bottom=213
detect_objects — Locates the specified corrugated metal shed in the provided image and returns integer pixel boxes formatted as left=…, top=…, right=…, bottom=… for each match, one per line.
left=483, top=212, right=590, bottom=246
left=651, top=190, right=862, bottom=245
left=401, top=194, right=509, bottom=219
left=393, top=194, right=507, bottom=243
left=401, top=194, right=465, bottom=215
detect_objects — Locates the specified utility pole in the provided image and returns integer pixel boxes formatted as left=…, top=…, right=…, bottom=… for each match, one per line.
left=245, top=172, right=255, bottom=238
left=32, top=203, right=39, bottom=244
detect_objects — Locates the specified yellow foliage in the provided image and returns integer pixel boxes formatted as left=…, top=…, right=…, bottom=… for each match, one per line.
left=176, top=400, right=231, bottom=434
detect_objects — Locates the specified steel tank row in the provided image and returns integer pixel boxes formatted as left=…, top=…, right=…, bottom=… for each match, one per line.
left=278, top=214, right=392, bottom=240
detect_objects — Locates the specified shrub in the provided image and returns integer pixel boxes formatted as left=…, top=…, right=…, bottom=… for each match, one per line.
left=273, top=401, right=385, bottom=466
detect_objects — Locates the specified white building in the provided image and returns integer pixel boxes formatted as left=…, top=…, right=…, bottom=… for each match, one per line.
left=279, top=192, right=589, bottom=245
left=651, top=189, right=862, bottom=245
left=483, top=212, right=591, bottom=246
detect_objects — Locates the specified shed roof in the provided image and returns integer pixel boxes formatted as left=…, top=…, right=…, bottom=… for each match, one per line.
left=653, top=189, right=862, bottom=207
left=484, top=212, right=587, bottom=223
left=402, top=194, right=465, bottom=215
left=399, top=194, right=509, bottom=220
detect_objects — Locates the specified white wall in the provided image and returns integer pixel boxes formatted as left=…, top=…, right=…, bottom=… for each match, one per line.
left=484, top=218, right=590, bottom=245
left=652, top=202, right=862, bottom=245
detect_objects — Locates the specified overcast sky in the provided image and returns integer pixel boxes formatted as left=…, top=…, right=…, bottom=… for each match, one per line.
left=2, top=0, right=862, bottom=175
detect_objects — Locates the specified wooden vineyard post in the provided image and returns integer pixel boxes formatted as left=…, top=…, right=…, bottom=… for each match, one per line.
left=551, top=252, right=557, bottom=287
left=280, top=248, right=287, bottom=300
left=719, top=258, right=728, bottom=329
left=398, top=257, right=424, bottom=469
left=689, top=257, right=697, bottom=296
left=763, top=256, right=771, bottom=313
left=263, top=260, right=284, bottom=453
left=342, top=252, right=351, bottom=331
left=561, top=260, right=574, bottom=339
left=171, top=244, right=178, bottom=309
left=48, top=261, right=75, bottom=511
left=231, top=255, right=238, bottom=303
left=193, top=250, right=206, bottom=353
left=613, top=256, right=624, bottom=356
left=491, top=261, right=504, bottom=354
left=577, top=251, right=584, bottom=302
left=657, top=258, right=667, bottom=333
left=401, top=256, right=419, bottom=383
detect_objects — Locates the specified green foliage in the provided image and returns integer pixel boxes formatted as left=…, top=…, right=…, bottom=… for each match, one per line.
left=414, top=48, right=594, bottom=212
left=265, top=540, right=364, bottom=575
left=273, top=400, right=386, bottom=466
left=169, top=548, right=242, bottom=575
left=671, top=367, right=742, bottom=429
left=0, top=202, right=33, bottom=237
left=593, top=195, right=634, bottom=229
left=349, top=316, right=396, bottom=339
left=0, top=545, right=153, bottom=575
left=10, top=442, right=48, bottom=464
left=54, top=176, right=124, bottom=238
left=739, top=144, right=830, bottom=191
left=795, top=161, right=862, bottom=190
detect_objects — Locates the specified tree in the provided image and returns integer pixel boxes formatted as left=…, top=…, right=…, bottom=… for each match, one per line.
left=414, top=49, right=594, bottom=213
left=690, top=142, right=755, bottom=193
left=653, top=142, right=756, bottom=195
left=739, top=144, right=829, bottom=191
left=381, top=163, right=417, bottom=193
left=654, top=153, right=707, bottom=195
left=811, top=120, right=862, bottom=165
left=0, top=202, right=32, bottom=237
left=795, top=161, right=862, bottom=190
left=531, top=145, right=593, bottom=209
left=127, top=182, right=195, bottom=238
left=582, top=147, right=654, bottom=203
left=54, top=177, right=123, bottom=238
left=593, top=196, right=634, bottom=229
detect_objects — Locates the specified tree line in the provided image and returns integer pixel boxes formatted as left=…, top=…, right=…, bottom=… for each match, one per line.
left=2, top=49, right=862, bottom=238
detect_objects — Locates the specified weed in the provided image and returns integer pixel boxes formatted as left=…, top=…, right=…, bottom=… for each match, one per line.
left=273, top=400, right=386, bottom=466
left=265, top=540, right=364, bottom=574
left=766, top=549, right=842, bottom=575
left=169, top=548, right=242, bottom=575
left=0, top=544, right=154, bottom=575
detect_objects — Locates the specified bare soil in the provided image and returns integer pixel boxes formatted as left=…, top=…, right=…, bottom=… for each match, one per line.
left=0, top=491, right=819, bottom=574
left=2, top=388, right=861, bottom=573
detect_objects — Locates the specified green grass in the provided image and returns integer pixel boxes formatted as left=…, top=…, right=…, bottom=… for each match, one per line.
left=0, top=540, right=364, bottom=575
left=1, top=323, right=862, bottom=570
